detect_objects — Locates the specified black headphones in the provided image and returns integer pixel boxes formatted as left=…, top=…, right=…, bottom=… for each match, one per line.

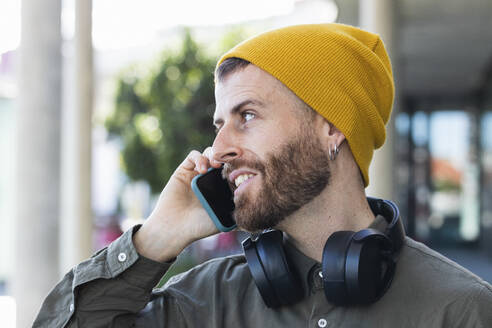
left=241, top=198, right=405, bottom=308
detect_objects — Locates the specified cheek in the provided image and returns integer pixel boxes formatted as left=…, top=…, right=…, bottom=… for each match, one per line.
left=258, top=124, right=286, bottom=146
left=243, top=129, right=274, bottom=153
left=244, top=117, right=298, bottom=156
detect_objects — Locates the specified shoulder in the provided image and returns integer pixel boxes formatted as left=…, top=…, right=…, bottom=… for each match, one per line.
left=400, top=237, right=492, bottom=291
left=140, top=254, right=254, bottom=325
left=391, top=237, right=492, bottom=324
left=167, top=253, right=249, bottom=283
left=160, top=253, right=253, bottom=298
left=371, top=237, right=492, bottom=326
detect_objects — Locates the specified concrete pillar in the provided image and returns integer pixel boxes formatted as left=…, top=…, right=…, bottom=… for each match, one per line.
left=59, top=0, right=94, bottom=274
left=359, top=0, right=397, bottom=200
left=14, top=0, right=62, bottom=326
left=406, top=109, right=417, bottom=238
left=460, top=108, right=481, bottom=241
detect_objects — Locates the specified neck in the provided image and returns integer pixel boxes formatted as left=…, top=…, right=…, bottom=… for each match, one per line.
left=276, top=165, right=375, bottom=263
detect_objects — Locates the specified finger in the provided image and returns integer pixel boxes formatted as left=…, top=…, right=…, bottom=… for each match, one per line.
left=203, top=147, right=213, bottom=160
left=183, top=150, right=210, bottom=174
left=180, top=150, right=202, bottom=170
left=203, top=147, right=222, bottom=168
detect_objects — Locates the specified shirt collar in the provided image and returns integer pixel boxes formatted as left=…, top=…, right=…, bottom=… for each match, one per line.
left=283, top=235, right=319, bottom=297
left=282, top=214, right=389, bottom=294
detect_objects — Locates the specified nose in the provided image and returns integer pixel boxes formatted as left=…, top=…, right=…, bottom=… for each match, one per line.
left=212, top=124, right=242, bottom=163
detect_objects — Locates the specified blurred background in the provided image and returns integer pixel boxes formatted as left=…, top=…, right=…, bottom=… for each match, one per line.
left=1, top=0, right=492, bottom=326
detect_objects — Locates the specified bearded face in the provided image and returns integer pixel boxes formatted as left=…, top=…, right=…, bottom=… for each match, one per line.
left=222, top=126, right=331, bottom=232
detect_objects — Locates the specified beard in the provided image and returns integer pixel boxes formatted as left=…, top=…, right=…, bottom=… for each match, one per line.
left=222, top=128, right=331, bottom=232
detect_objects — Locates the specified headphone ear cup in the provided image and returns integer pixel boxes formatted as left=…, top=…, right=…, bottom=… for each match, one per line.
left=345, top=230, right=393, bottom=304
left=322, top=231, right=356, bottom=305
left=322, top=229, right=395, bottom=306
left=243, top=236, right=279, bottom=308
left=242, top=230, right=303, bottom=308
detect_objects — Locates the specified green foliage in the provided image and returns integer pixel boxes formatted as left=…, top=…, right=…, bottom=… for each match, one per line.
left=433, top=178, right=461, bottom=192
left=106, top=30, right=221, bottom=193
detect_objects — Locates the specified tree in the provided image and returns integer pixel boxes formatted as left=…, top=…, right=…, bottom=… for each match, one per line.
left=106, top=30, right=219, bottom=194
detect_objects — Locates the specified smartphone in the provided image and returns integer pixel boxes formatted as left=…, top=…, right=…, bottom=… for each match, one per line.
left=191, top=167, right=237, bottom=232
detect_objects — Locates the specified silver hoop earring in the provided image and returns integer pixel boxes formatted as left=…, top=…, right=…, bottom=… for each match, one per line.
left=329, top=144, right=339, bottom=161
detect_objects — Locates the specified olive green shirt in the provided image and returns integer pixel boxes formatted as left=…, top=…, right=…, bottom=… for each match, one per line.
left=34, top=217, right=492, bottom=327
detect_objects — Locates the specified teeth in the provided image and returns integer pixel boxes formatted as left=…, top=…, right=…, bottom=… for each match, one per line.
left=234, top=174, right=254, bottom=187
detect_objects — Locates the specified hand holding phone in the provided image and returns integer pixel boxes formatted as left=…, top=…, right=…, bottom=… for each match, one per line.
left=133, top=149, right=222, bottom=262
left=191, top=168, right=237, bottom=232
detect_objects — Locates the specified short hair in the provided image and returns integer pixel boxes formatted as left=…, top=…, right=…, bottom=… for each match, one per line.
left=215, top=57, right=251, bottom=83
left=215, top=57, right=317, bottom=121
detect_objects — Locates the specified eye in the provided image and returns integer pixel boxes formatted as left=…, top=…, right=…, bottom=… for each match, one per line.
left=242, top=112, right=255, bottom=122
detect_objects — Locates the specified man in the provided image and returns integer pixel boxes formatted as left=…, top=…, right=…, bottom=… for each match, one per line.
left=34, top=23, right=492, bottom=327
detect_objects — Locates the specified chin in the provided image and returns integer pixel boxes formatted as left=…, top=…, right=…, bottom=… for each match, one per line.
left=234, top=207, right=285, bottom=233
left=234, top=216, right=259, bottom=233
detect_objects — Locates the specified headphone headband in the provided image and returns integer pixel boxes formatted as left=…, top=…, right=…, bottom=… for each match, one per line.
left=367, top=197, right=405, bottom=255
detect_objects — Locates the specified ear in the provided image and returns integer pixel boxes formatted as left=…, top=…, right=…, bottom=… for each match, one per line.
left=318, top=118, right=346, bottom=150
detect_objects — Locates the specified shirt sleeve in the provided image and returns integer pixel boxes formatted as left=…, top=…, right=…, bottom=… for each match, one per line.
left=33, top=225, right=174, bottom=328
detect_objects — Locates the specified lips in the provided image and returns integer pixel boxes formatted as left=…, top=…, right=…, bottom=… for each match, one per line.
left=228, top=169, right=257, bottom=193
left=234, top=173, right=255, bottom=187
left=234, top=175, right=257, bottom=196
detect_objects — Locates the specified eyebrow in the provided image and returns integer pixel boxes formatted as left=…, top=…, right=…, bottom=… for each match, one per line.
left=213, top=99, right=263, bottom=127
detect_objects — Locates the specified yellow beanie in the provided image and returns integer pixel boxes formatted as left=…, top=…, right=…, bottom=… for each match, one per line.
left=217, top=23, right=394, bottom=187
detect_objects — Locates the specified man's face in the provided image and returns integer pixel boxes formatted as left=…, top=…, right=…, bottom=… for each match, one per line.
left=213, top=65, right=330, bottom=232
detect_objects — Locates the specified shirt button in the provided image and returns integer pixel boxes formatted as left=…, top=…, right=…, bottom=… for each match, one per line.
left=69, top=303, right=74, bottom=312
left=318, top=318, right=327, bottom=328
left=118, top=252, right=127, bottom=262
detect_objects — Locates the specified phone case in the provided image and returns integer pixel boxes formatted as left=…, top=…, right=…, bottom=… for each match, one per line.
left=191, top=169, right=237, bottom=232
